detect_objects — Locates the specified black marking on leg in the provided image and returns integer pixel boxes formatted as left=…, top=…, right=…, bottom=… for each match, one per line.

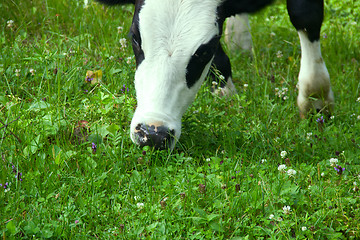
left=287, top=0, right=324, bottom=42
left=208, top=43, right=232, bottom=89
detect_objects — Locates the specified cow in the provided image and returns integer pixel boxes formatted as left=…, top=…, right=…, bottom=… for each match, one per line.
left=96, top=0, right=334, bottom=150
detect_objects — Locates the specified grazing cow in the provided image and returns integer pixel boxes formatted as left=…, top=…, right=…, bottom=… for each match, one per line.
left=97, top=0, right=334, bottom=150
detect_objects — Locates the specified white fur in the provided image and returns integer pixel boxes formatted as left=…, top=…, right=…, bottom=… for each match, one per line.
left=297, top=30, right=334, bottom=115
left=130, top=0, right=222, bottom=145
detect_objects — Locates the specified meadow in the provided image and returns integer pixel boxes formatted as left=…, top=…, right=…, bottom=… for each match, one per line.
left=1, top=0, right=359, bottom=239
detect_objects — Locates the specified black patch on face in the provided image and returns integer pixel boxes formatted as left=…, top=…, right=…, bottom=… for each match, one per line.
left=130, top=0, right=145, bottom=67
left=186, top=35, right=220, bottom=88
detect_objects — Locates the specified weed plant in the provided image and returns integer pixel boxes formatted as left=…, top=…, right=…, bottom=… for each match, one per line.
left=1, top=0, right=360, bottom=239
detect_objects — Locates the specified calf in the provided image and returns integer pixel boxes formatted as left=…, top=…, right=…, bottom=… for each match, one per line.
left=97, top=0, right=334, bottom=150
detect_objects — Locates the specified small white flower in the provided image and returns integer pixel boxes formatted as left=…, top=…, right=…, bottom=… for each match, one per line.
left=330, top=115, right=335, bottom=120
left=283, top=96, right=288, bottom=100
left=261, top=159, right=267, bottom=163
left=206, top=158, right=211, bottom=162
left=351, top=21, right=357, bottom=26
left=321, top=172, right=325, bottom=177
left=280, top=151, right=287, bottom=158
left=287, top=169, right=297, bottom=177
left=29, top=69, right=36, bottom=76
left=276, top=50, right=283, bottom=58
left=243, top=83, right=248, bottom=88
left=270, top=32, right=276, bottom=37
left=136, top=202, right=144, bottom=209
left=212, top=81, right=218, bottom=86
left=278, top=164, right=287, bottom=172
left=306, top=132, right=312, bottom=139
left=329, top=158, right=338, bottom=166
left=357, top=115, right=360, bottom=121
left=283, top=205, right=291, bottom=214
left=109, top=55, right=114, bottom=60
left=7, top=20, right=14, bottom=28
left=126, top=56, right=132, bottom=64
left=219, top=75, right=225, bottom=81
left=134, top=196, right=139, bottom=201
left=117, top=26, right=123, bottom=33
left=15, top=69, right=20, bottom=77
left=357, top=97, right=360, bottom=102
left=119, top=38, right=127, bottom=50
left=301, top=226, right=307, bottom=231
left=269, top=214, right=275, bottom=220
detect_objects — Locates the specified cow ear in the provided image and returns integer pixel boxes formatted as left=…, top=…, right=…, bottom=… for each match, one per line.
left=96, top=0, right=135, bottom=5
left=219, top=0, right=273, bottom=19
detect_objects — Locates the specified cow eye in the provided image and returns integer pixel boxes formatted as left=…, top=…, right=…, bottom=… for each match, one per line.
left=186, top=35, right=220, bottom=88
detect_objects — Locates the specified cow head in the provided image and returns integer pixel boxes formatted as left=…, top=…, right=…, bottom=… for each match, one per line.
left=98, top=0, right=273, bottom=149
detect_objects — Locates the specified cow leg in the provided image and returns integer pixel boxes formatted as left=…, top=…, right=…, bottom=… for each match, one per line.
left=287, top=0, right=334, bottom=118
left=209, top=43, right=237, bottom=96
left=224, top=13, right=252, bottom=53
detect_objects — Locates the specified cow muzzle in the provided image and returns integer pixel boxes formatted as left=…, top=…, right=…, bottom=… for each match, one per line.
left=133, top=123, right=175, bottom=150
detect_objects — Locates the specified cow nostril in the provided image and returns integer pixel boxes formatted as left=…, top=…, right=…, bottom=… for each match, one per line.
left=135, top=123, right=175, bottom=150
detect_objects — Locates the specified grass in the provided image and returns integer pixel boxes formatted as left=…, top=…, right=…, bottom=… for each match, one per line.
left=1, top=0, right=360, bottom=239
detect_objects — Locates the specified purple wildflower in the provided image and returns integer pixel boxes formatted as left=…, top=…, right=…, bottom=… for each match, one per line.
left=86, top=77, right=93, bottom=82
left=334, top=165, right=345, bottom=175
left=92, top=142, right=97, bottom=154
left=75, top=220, right=79, bottom=224
left=316, top=116, right=324, bottom=124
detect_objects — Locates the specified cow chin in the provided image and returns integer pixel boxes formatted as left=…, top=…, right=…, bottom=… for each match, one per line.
left=130, top=111, right=182, bottom=150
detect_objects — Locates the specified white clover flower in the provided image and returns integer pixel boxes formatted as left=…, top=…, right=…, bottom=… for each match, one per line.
left=29, top=68, right=36, bottom=76
left=136, top=202, right=144, bottom=209
left=278, top=164, right=287, bottom=172
left=287, top=169, right=297, bottom=177
left=283, top=205, right=291, bottom=214
left=280, top=151, right=287, bottom=158
left=119, top=38, right=127, bottom=50
left=117, top=26, right=123, bottom=33
left=329, top=158, right=338, bottom=166
left=269, top=214, right=275, bottom=220
left=7, top=20, right=14, bottom=28
left=301, top=226, right=307, bottom=231
left=306, top=132, right=312, bottom=139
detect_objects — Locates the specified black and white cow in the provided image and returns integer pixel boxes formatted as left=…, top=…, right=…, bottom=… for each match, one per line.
left=97, top=0, right=334, bottom=150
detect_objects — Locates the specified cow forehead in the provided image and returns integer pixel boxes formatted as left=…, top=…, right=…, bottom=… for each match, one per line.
left=138, top=0, right=222, bottom=58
